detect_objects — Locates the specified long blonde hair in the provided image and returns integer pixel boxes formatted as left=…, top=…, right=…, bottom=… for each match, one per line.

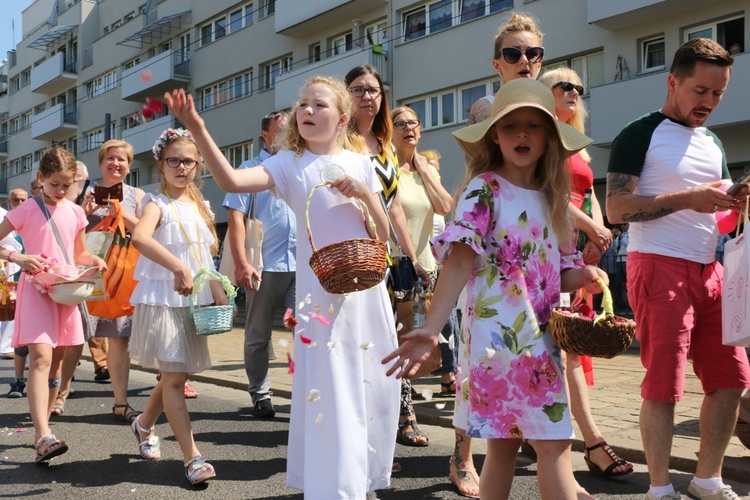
left=282, top=75, right=354, bottom=156
left=156, top=135, right=219, bottom=256
left=538, top=67, right=590, bottom=162
left=456, top=112, right=572, bottom=245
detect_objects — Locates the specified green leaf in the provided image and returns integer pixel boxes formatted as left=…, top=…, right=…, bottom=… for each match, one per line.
left=477, top=307, right=498, bottom=319
left=512, top=311, right=528, bottom=333
left=518, top=211, right=528, bottom=227
left=543, top=226, right=549, bottom=239
left=542, top=402, right=567, bottom=423
left=502, top=327, right=518, bottom=352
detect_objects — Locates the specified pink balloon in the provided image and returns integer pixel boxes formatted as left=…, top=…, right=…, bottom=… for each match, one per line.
left=140, top=70, right=153, bottom=83
left=142, top=105, right=154, bottom=119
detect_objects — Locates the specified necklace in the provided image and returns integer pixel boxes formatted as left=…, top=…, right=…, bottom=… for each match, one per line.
left=164, top=191, right=203, bottom=267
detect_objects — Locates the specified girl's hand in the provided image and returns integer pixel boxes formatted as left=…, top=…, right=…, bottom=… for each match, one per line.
left=209, top=280, right=229, bottom=306
left=581, top=266, right=609, bottom=295
left=92, top=256, right=108, bottom=272
left=173, top=265, right=194, bottom=297
left=14, top=253, right=49, bottom=274
left=581, top=240, right=603, bottom=265
left=382, top=328, right=439, bottom=379
left=330, top=175, right=370, bottom=199
left=414, top=262, right=430, bottom=286
left=164, top=89, right=204, bottom=131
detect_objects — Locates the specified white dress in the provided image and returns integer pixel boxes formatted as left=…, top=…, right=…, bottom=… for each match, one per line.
left=264, top=149, right=400, bottom=498
left=129, top=194, right=216, bottom=373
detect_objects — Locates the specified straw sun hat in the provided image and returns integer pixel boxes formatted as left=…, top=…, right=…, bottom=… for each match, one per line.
left=453, top=78, right=593, bottom=159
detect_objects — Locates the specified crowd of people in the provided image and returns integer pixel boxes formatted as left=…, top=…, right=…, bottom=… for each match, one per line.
left=1, top=10, right=749, bottom=500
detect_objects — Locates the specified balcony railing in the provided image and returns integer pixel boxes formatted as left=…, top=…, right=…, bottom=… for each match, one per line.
left=587, top=0, right=705, bottom=30
left=31, top=52, right=77, bottom=95
left=120, top=49, right=190, bottom=102
left=31, top=102, right=77, bottom=141
left=276, top=0, right=388, bottom=37
left=275, top=47, right=387, bottom=111
left=122, top=114, right=175, bottom=156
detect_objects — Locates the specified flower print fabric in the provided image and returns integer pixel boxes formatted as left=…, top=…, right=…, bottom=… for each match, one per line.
left=433, top=172, right=582, bottom=440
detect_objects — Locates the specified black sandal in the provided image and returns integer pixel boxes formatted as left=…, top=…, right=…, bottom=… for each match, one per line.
left=583, top=441, right=633, bottom=477
left=439, top=381, right=457, bottom=397
left=113, top=404, right=140, bottom=424
left=397, top=419, right=429, bottom=447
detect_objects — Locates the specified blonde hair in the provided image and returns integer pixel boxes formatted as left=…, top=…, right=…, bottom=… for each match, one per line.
left=538, top=67, right=591, bottom=162
left=98, top=140, right=134, bottom=166
left=494, top=12, right=544, bottom=60
left=283, top=75, right=354, bottom=156
left=456, top=112, right=572, bottom=245
left=156, top=135, right=219, bottom=255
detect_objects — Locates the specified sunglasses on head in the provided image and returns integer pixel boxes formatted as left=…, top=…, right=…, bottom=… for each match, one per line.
left=553, top=81, right=585, bottom=95
left=497, top=46, right=544, bottom=64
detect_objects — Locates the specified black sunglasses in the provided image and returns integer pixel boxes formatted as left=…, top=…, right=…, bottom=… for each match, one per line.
left=553, top=81, right=585, bottom=95
left=497, top=46, right=544, bottom=64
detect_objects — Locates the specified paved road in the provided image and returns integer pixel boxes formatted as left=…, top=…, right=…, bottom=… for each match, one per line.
left=1, top=359, right=748, bottom=499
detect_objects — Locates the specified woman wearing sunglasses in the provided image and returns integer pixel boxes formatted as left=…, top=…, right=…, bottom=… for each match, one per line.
left=538, top=67, right=633, bottom=479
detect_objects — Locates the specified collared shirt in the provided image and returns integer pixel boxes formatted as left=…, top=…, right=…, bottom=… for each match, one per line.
left=222, top=150, right=296, bottom=272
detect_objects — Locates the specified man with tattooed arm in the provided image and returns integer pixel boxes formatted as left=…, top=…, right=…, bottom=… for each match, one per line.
left=606, top=38, right=750, bottom=500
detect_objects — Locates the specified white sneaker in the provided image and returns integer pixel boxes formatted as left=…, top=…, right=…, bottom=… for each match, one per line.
left=687, top=481, right=740, bottom=500
left=646, top=492, right=683, bottom=500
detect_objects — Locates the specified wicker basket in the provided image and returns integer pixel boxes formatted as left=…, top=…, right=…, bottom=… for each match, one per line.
left=548, top=280, right=636, bottom=359
left=0, top=281, right=16, bottom=322
left=190, top=269, right=237, bottom=336
left=306, top=182, right=387, bottom=294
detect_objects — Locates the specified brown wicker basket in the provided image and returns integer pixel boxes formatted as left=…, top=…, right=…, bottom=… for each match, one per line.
left=548, top=280, right=636, bottom=359
left=0, top=279, right=16, bottom=322
left=306, top=182, right=387, bottom=294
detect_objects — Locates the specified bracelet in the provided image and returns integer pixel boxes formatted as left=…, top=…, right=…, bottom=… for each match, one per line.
left=7, top=251, right=16, bottom=263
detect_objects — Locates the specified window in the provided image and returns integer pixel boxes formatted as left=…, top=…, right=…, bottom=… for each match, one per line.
left=20, top=111, right=32, bottom=131
left=403, top=8, right=426, bottom=41
left=199, top=71, right=254, bottom=111
left=264, top=56, right=292, bottom=89
left=86, top=128, right=104, bottom=152
left=124, top=11, right=135, bottom=23
left=9, top=117, right=19, bottom=134
left=21, top=69, right=31, bottom=87
left=126, top=169, right=139, bottom=187
left=543, top=51, right=604, bottom=95
left=200, top=3, right=253, bottom=47
left=310, top=43, right=321, bottom=63
left=365, top=21, right=389, bottom=50
left=403, top=0, right=514, bottom=41
left=10, top=77, right=19, bottom=94
left=124, top=57, right=141, bottom=70
left=461, top=0, right=485, bottom=22
left=405, top=79, right=499, bottom=123
left=261, top=0, right=276, bottom=18
left=22, top=155, right=32, bottom=172
left=223, top=141, right=254, bottom=168
left=85, top=69, right=117, bottom=99
left=686, top=16, right=744, bottom=53
left=103, top=26, right=109, bottom=35
left=332, top=33, right=353, bottom=56
left=122, top=113, right=141, bottom=131
left=430, top=1, right=453, bottom=33
left=12, top=159, right=20, bottom=175
left=461, top=84, right=486, bottom=120
left=642, top=37, right=665, bottom=72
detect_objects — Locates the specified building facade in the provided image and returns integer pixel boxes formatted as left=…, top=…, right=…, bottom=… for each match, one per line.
left=1, top=0, right=748, bottom=228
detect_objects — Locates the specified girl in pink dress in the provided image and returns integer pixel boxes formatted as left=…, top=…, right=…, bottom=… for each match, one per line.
left=384, top=79, right=608, bottom=499
left=0, top=148, right=106, bottom=462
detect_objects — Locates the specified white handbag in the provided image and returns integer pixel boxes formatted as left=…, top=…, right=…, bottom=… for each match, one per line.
left=220, top=193, right=264, bottom=291
left=722, top=204, right=750, bottom=347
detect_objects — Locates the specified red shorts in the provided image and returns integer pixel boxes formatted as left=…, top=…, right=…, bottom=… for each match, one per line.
left=627, top=252, right=750, bottom=402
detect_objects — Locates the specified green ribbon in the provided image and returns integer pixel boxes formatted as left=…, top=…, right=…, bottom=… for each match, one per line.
left=193, top=267, right=238, bottom=300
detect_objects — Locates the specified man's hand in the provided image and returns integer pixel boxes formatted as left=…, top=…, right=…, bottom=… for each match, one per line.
left=234, top=262, right=261, bottom=290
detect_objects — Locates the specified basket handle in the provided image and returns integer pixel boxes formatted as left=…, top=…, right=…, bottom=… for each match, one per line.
left=593, top=278, right=614, bottom=325
left=190, top=268, right=238, bottom=312
left=305, top=181, right=378, bottom=253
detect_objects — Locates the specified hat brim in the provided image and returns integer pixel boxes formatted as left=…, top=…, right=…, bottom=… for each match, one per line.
left=453, top=101, right=593, bottom=160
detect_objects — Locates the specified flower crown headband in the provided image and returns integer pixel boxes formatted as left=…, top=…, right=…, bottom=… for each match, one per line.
left=152, top=128, right=203, bottom=162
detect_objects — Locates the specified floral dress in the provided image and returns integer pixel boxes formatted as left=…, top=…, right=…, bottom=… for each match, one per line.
left=433, top=172, right=582, bottom=440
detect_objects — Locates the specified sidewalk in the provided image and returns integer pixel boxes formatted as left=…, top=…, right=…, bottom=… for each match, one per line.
left=120, top=325, right=749, bottom=482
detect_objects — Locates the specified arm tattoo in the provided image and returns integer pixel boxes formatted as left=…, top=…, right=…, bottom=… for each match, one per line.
left=622, top=207, right=673, bottom=222
left=606, top=173, right=635, bottom=199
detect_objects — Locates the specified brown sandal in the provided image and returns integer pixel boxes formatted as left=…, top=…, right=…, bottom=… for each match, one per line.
left=583, top=441, right=633, bottom=477
left=113, top=403, right=140, bottom=424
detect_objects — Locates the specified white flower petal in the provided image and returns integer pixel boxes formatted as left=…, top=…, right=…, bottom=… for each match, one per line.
left=327, top=340, right=336, bottom=349
left=306, top=389, right=321, bottom=403
left=278, top=339, right=289, bottom=348
left=396, top=322, right=403, bottom=332
left=304, top=293, right=312, bottom=304
left=448, top=335, right=455, bottom=350
left=298, top=300, right=305, bottom=311
left=485, top=347, right=496, bottom=358
left=360, top=341, right=374, bottom=351
left=363, top=379, right=373, bottom=388
left=367, top=442, right=376, bottom=453
left=298, top=313, right=310, bottom=322
left=315, top=413, right=324, bottom=425
left=422, top=388, right=434, bottom=401
left=435, top=402, right=446, bottom=410
left=438, top=333, right=449, bottom=344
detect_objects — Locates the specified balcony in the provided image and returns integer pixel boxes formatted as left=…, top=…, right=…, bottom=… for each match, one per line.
left=589, top=53, right=750, bottom=146
left=122, top=114, right=175, bottom=158
left=120, top=49, right=190, bottom=102
left=31, top=52, right=77, bottom=95
left=276, top=0, right=389, bottom=37
left=0, top=137, right=7, bottom=159
left=588, top=0, right=705, bottom=30
left=31, top=102, right=77, bottom=141
left=275, top=47, right=387, bottom=110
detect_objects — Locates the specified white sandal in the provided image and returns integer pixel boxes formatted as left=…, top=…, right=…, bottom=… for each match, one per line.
left=185, top=455, right=216, bottom=485
left=130, top=415, right=160, bottom=460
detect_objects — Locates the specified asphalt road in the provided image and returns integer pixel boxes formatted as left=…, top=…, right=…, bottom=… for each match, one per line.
left=1, top=359, right=748, bottom=499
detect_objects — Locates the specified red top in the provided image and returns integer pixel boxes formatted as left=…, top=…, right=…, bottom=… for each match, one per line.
left=567, top=152, right=593, bottom=209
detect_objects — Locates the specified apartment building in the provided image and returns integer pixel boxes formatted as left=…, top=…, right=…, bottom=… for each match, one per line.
left=1, top=0, right=748, bottom=228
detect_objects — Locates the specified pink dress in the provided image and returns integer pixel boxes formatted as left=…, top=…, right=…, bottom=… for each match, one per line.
left=6, top=198, right=87, bottom=347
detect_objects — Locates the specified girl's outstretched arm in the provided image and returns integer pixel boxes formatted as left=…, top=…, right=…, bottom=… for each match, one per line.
left=383, top=242, right=475, bottom=379
left=73, top=229, right=107, bottom=271
left=131, top=201, right=194, bottom=296
left=164, top=89, right=274, bottom=194
left=561, top=265, right=608, bottom=294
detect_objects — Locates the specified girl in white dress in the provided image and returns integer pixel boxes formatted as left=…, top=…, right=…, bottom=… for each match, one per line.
left=165, top=76, right=399, bottom=498
left=129, top=128, right=229, bottom=485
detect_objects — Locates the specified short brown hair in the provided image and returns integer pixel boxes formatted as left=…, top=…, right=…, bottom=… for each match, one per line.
left=39, top=147, right=77, bottom=179
left=98, top=139, right=134, bottom=166
left=670, top=38, right=733, bottom=80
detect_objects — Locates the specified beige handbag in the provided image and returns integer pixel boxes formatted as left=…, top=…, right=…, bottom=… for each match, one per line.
left=220, top=193, right=264, bottom=291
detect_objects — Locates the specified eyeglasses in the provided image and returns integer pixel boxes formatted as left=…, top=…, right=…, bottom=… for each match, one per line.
left=164, top=157, right=198, bottom=170
left=553, top=81, right=585, bottom=95
left=497, top=46, right=545, bottom=64
left=348, top=86, right=382, bottom=98
left=393, top=120, right=420, bottom=130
